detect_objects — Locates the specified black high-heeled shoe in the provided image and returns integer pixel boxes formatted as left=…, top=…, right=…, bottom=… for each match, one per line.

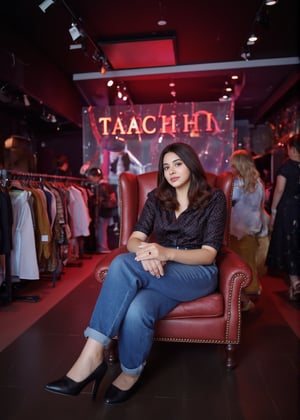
left=45, top=360, right=107, bottom=400
left=104, top=374, right=143, bottom=405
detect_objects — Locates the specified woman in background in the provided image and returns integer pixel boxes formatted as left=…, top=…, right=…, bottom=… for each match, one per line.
left=52, top=154, right=72, bottom=176
left=266, top=134, right=300, bottom=301
left=229, top=149, right=268, bottom=311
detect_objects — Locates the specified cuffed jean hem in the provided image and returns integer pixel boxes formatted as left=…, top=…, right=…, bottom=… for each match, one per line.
left=84, top=327, right=111, bottom=349
left=84, top=326, right=146, bottom=375
left=120, top=361, right=146, bottom=376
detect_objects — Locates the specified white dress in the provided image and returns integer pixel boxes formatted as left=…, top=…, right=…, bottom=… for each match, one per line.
left=10, top=190, right=39, bottom=280
left=68, top=186, right=91, bottom=238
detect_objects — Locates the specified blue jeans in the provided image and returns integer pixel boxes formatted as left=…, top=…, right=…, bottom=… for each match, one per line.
left=84, top=253, right=218, bottom=375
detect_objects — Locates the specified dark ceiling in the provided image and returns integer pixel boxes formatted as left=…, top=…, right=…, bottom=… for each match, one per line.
left=0, top=0, right=299, bottom=130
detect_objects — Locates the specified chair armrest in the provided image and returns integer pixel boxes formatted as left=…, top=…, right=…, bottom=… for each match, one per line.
left=218, top=246, right=252, bottom=292
left=217, top=245, right=252, bottom=323
left=94, top=246, right=128, bottom=283
left=94, top=245, right=252, bottom=300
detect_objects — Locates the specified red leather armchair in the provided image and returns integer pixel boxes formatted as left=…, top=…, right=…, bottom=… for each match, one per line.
left=95, top=171, right=251, bottom=369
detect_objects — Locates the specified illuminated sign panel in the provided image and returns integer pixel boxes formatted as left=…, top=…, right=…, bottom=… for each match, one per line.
left=82, top=101, right=234, bottom=183
left=97, top=111, right=222, bottom=136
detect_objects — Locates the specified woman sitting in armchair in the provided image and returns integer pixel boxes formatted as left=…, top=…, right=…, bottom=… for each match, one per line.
left=45, top=142, right=227, bottom=405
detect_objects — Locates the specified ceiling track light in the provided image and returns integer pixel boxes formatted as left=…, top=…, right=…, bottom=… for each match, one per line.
left=265, top=0, right=278, bottom=6
left=69, top=43, right=82, bottom=50
left=92, top=50, right=101, bottom=62
left=23, top=94, right=30, bottom=107
left=241, top=49, right=250, bottom=61
left=41, top=109, right=57, bottom=124
left=220, top=76, right=241, bottom=101
left=40, top=0, right=112, bottom=75
left=157, top=0, right=167, bottom=26
left=115, top=83, right=131, bottom=103
left=218, top=94, right=231, bottom=103
left=247, top=36, right=257, bottom=46
left=248, top=34, right=258, bottom=43
left=100, top=58, right=109, bottom=75
left=116, top=85, right=123, bottom=99
left=69, top=23, right=82, bottom=41
left=91, top=50, right=109, bottom=74
left=99, top=64, right=107, bottom=75
left=69, top=39, right=87, bottom=51
left=122, top=86, right=128, bottom=102
left=241, top=1, right=277, bottom=63
left=49, top=114, right=57, bottom=123
left=219, top=81, right=233, bottom=102
left=38, top=0, right=55, bottom=13
left=157, top=18, right=167, bottom=26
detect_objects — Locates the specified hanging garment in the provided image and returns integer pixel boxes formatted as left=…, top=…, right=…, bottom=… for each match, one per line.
left=29, top=187, right=52, bottom=262
left=43, top=185, right=57, bottom=230
left=68, top=185, right=91, bottom=238
left=0, top=189, right=13, bottom=254
left=9, top=189, right=39, bottom=280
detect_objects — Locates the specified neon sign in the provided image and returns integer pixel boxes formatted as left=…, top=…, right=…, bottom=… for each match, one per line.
left=97, top=110, right=222, bottom=136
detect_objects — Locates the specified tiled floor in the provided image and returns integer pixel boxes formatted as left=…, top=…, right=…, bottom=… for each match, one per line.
left=0, top=267, right=299, bottom=420
left=0, top=254, right=100, bottom=351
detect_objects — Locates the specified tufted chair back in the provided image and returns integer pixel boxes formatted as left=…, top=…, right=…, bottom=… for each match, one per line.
left=118, top=170, right=233, bottom=248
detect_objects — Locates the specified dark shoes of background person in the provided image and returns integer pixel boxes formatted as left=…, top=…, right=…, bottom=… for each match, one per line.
left=289, top=282, right=300, bottom=301
left=241, top=299, right=255, bottom=312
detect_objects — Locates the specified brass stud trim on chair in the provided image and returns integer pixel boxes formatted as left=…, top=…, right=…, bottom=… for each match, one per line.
left=98, top=269, right=108, bottom=283
left=154, top=337, right=239, bottom=345
left=225, top=271, right=249, bottom=343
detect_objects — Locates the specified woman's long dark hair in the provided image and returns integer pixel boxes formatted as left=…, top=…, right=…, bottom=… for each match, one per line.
left=156, top=142, right=212, bottom=210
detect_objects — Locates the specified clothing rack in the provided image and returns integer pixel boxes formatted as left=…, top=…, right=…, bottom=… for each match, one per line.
left=2, top=169, right=86, bottom=184
left=0, top=169, right=89, bottom=304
